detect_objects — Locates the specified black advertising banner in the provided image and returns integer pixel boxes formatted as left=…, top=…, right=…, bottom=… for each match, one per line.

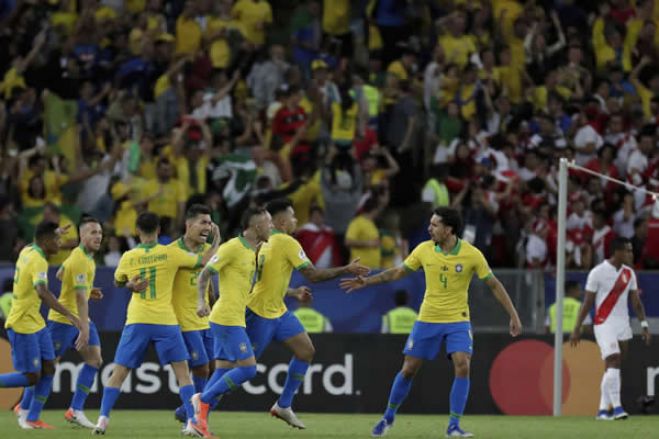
left=1, top=333, right=658, bottom=415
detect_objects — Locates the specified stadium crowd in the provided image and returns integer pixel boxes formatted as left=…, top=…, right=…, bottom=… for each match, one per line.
left=1, top=0, right=659, bottom=271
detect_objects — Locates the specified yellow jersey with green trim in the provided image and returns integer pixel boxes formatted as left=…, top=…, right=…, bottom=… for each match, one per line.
left=403, top=239, right=492, bottom=323
left=247, top=231, right=311, bottom=319
left=170, top=238, right=212, bottom=331
left=48, top=246, right=96, bottom=325
left=5, top=244, right=50, bottom=333
left=207, top=236, right=257, bottom=327
left=114, top=242, right=202, bottom=326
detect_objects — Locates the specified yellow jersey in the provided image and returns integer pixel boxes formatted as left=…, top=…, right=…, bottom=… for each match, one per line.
left=247, top=231, right=311, bottom=319
left=170, top=238, right=212, bottom=332
left=206, top=17, right=244, bottom=68
left=322, top=0, right=350, bottom=35
left=232, top=0, right=272, bottom=45
left=48, top=246, right=95, bottom=325
left=142, top=178, right=186, bottom=220
left=5, top=244, right=49, bottom=333
left=175, top=15, right=202, bottom=55
left=114, top=242, right=202, bottom=326
left=439, top=34, right=476, bottom=69
left=403, top=239, right=492, bottom=323
left=331, top=102, right=359, bottom=144
left=346, top=215, right=381, bottom=269
left=207, top=236, right=257, bottom=327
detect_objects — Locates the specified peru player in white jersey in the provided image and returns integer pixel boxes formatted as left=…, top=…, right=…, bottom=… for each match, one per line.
left=571, top=238, right=651, bottom=420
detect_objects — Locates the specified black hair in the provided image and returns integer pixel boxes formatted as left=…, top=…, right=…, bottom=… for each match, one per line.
left=309, top=205, right=324, bottom=216
left=186, top=204, right=211, bottom=219
left=136, top=212, right=160, bottom=234
left=79, top=216, right=101, bottom=231
left=394, top=289, right=409, bottom=307
left=241, top=207, right=267, bottom=230
left=362, top=195, right=380, bottom=214
left=611, top=236, right=631, bottom=253
left=565, top=280, right=580, bottom=292
left=433, top=207, right=463, bottom=237
left=266, top=198, right=293, bottom=217
left=34, top=221, right=59, bottom=241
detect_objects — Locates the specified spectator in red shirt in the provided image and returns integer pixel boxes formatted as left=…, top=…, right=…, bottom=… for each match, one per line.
left=295, top=206, right=342, bottom=269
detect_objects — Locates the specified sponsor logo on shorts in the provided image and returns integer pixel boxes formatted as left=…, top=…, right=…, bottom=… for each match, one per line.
left=33, top=358, right=39, bottom=367
left=239, top=342, right=248, bottom=353
left=407, top=339, right=414, bottom=350
left=191, top=350, right=199, bottom=360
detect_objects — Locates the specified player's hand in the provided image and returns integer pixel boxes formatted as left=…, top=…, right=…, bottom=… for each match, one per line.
left=509, top=316, right=522, bottom=337
left=292, top=286, right=312, bottom=303
left=210, top=223, right=221, bottom=246
left=340, top=276, right=367, bottom=293
left=642, top=328, right=652, bottom=346
left=345, top=258, right=371, bottom=276
left=75, top=327, right=89, bottom=351
left=569, top=329, right=581, bottom=347
left=197, top=302, right=211, bottom=317
left=90, top=288, right=104, bottom=300
left=128, top=275, right=148, bottom=293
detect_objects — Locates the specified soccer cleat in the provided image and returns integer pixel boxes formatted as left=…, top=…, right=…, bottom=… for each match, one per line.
left=92, top=415, right=109, bottom=435
left=371, top=418, right=393, bottom=437
left=445, top=424, right=474, bottom=437
left=25, top=420, right=56, bottom=429
left=13, top=403, right=28, bottom=427
left=270, top=402, right=306, bottom=429
left=596, top=409, right=613, bottom=420
left=612, top=407, right=628, bottom=420
left=65, top=408, right=97, bottom=429
left=189, top=421, right=218, bottom=439
left=191, top=393, right=211, bottom=430
left=181, top=420, right=203, bottom=437
left=175, top=405, right=188, bottom=424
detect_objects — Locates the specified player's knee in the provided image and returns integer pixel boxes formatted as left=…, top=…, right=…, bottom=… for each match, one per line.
left=400, top=363, right=420, bottom=379
left=25, top=372, right=40, bottom=386
left=454, top=360, right=470, bottom=378
left=241, top=365, right=258, bottom=380
left=88, top=356, right=103, bottom=369
left=42, top=361, right=56, bottom=376
left=193, top=363, right=210, bottom=378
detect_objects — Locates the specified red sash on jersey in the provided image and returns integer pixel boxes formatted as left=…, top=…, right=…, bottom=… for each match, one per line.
left=594, top=267, right=632, bottom=325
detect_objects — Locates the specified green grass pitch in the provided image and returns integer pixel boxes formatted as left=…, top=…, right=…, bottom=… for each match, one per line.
left=1, top=410, right=658, bottom=438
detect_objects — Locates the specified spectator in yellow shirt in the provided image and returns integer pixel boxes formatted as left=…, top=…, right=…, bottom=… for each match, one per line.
left=232, top=0, right=273, bottom=47
left=322, top=0, right=352, bottom=57
left=345, top=196, right=382, bottom=269
left=438, top=11, right=476, bottom=69
left=176, top=1, right=202, bottom=55
left=386, top=46, right=416, bottom=82
left=206, top=0, right=245, bottom=69
left=141, top=158, right=187, bottom=228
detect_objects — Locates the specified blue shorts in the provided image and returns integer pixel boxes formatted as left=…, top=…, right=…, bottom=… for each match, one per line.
left=7, top=327, right=56, bottom=373
left=48, top=320, right=101, bottom=357
left=210, top=323, right=255, bottom=362
left=245, top=308, right=305, bottom=358
left=403, top=321, right=473, bottom=360
left=182, top=329, right=214, bottom=368
left=114, top=324, right=188, bottom=369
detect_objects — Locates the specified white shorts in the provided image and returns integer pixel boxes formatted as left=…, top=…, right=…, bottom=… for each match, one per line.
left=594, top=323, right=633, bottom=360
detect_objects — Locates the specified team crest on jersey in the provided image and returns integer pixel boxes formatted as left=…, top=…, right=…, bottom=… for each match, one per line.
left=239, top=342, right=248, bottom=353
left=455, top=264, right=463, bottom=273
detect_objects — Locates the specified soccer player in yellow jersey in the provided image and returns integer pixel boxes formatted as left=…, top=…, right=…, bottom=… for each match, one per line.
left=341, top=207, right=523, bottom=438
left=92, top=212, right=220, bottom=436
left=16, top=217, right=104, bottom=429
left=191, top=207, right=273, bottom=437
left=0, top=222, right=81, bottom=431
left=246, top=199, right=369, bottom=428
left=170, top=205, right=216, bottom=424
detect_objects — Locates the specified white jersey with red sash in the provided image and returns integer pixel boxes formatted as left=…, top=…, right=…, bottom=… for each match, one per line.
left=585, top=260, right=637, bottom=326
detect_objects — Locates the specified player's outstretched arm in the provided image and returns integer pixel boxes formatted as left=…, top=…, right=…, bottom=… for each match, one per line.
left=570, top=290, right=596, bottom=346
left=36, top=283, right=81, bottom=329
left=340, top=265, right=409, bottom=293
left=485, top=276, right=522, bottom=337
left=299, top=258, right=370, bottom=283
left=196, top=266, right=214, bottom=317
left=630, top=290, right=652, bottom=346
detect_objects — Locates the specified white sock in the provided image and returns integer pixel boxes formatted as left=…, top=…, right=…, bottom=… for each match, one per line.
left=606, top=368, right=622, bottom=408
left=599, top=371, right=611, bottom=411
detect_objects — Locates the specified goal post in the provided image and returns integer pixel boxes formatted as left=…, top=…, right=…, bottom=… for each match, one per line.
left=553, top=158, right=568, bottom=417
